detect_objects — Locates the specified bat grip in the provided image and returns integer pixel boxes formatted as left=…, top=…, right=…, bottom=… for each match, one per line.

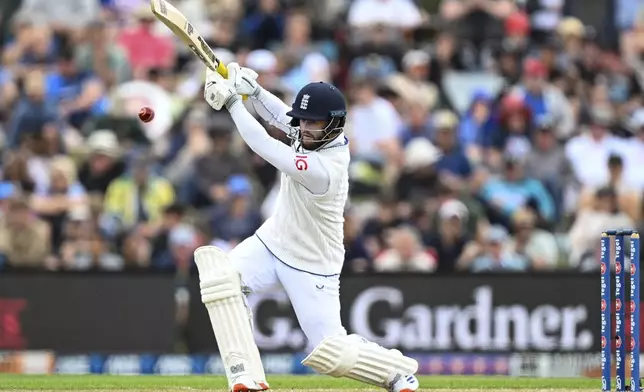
left=216, top=62, right=248, bottom=101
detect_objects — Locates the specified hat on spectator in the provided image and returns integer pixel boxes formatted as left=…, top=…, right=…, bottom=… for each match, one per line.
left=402, top=50, right=430, bottom=70
left=512, top=208, right=536, bottom=227
left=631, top=108, right=644, bottom=130
left=349, top=54, right=397, bottom=80
left=186, top=108, right=210, bottom=126
left=11, top=11, right=34, bottom=27
left=302, top=52, right=331, bottom=83
left=169, top=224, right=197, bottom=247
left=434, top=110, right=459, bottom=129
left=523, top=58, right=547, bottom=78
left=68, top=205, right=91, bottom=221
left=439, top=199, right=469, bottom=221
left=386, top=74, right=437, bottom=110
left=246, top=50, right=277, bottom=73
left=133, top=4, right=155, bottom=20
left=87, top=130, right=121, bottom=158
left=227, top=175, right=252, bottom=197
left=535, top=114, right=556, bottom=131
left=403, top=138, right=442, bottom=169
left=503, top=153, right=526, bottom=168
left=0, top=182, right=16, bottom=200
left=485, top=225, right=509, bottom=243
left=50, top=156, right=78, bottom=185
left=557, top=17, right=585, bottom=38
left=505, top=11, right=530, bottom=37
left=588, top=106, right=614, bottom=127
left=213, top=48, right=236, bottom=67
left=211, top=238, right=234, bottom=252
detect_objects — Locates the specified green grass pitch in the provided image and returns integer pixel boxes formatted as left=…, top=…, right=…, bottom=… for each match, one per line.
left=0, top=375, right=598, bottom=391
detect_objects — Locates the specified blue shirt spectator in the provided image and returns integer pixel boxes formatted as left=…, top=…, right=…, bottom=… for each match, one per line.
left=458, top=90, right=494, bottom=149
left=479, top=157, right=555, bottom=223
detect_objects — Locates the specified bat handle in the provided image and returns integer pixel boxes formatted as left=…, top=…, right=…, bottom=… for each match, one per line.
left=216, top=62, right=248, bottom=101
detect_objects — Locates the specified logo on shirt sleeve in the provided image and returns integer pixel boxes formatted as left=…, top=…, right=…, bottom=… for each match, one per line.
left=295, top=155, right=308, bottom=171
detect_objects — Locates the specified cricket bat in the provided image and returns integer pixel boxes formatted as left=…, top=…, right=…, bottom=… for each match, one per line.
left=150, top=0, right=248, bottom=99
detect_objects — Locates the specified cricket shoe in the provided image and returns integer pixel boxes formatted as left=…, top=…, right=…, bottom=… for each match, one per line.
left=388, top=374, right=419, bottom=392
left=230, top=376, right=269, bottom=392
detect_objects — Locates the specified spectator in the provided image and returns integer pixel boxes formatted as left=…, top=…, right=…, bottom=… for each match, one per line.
left=241, top=0, right=284, bottom=50
left=152, top=223, right=201, bottom=272
left=75, top=20, right=132, bottom=87
left=458, top=90, right=493, bottom=163
left=30, top=155, right=88, bottom=253
left=440, top=0, right=516, bottom=68
left=6, top=69, right=58, bottom=148
left=511, top=58, right=575, bottom=139
left=0, top=198, right=52, bottom=270
left=78, top=130, right=126, bottom=195
left=470, top=225, right=530, bottom=272
left=3, top=150, right=35, bottom=193
left=59, top=205, right=119, bottom=271
left=102, top=153, right=175, bottom=236
left=488, top=93, right=533, bottom=170
left=191, top=121, right=249, bottom=207
left=117, top=5, right=175, bottom=77
left=578, top=154, right=641, bottom=222
left=507, top=209, right=559, bottom=270
left=150, top=203, right=186, bottom=269
left=623, top=108, right=644, bottom=190
left=374, top=225, right=437, bottom=272
left=568, top=186, right=635, bottom=268
left=526, top=0, right=567, bottom=45
left=15, top=0, right=99, bottom=29
left=524, top=118, right=573, bottom=219
left=431, top=180, right=489, bottom=240
left=425, top=199, right=475, bottom=272
left=343, top=209, right=371, bottom=274
left=398, top=102, right=433, bottom=147
left=348, top=78, right=402, bottom=164
left=163, top=108, right=213, bottom=189
left=48, top=46, right=108, bottom=130
left=565, top=107, right=624, bottom=189
left=348, top=0, right=423, bottom=31
left=386, top=50, right=439, bottom=114
left=362, top=195, right=408, bottom=257
left=503, top=11, right=531, bottom=56
left=209, top=175, right=262, bottom=248
left=395, top=137, right=442, bottom=202
left=479, top=155, right=555, bottom=228
left=432, top=110, right=473, bottom=189
left=244, top=50, right=284, bottom=93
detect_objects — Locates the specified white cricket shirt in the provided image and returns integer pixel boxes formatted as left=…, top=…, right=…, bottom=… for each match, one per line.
left=227, top=89, right=350, bottom=276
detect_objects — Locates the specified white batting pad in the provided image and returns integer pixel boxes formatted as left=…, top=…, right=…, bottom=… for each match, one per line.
left=302, top=334, right=418, bottom=388
left=194, top=246, right=266, bottom=387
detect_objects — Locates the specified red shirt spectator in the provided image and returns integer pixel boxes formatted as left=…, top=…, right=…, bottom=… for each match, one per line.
left=118, top=8, right=175, bottom=75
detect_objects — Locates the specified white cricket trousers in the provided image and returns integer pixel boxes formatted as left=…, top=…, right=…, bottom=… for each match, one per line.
left=229, top=235, right=347, bottom=351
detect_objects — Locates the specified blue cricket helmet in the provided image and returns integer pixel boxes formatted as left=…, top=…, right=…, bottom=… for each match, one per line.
left=286, top=81, right=347, bottom=123
left=284, top=82, right=348, bottom=152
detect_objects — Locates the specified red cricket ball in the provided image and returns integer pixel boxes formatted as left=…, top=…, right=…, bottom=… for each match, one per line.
left=138, top=107, right=155, bottom=123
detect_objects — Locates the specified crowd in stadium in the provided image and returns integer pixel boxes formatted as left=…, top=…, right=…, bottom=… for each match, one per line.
left=0, top=0, right=640, bottom=273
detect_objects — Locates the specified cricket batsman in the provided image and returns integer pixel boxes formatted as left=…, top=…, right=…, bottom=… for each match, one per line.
left=196, top=63, right=420, bottom=392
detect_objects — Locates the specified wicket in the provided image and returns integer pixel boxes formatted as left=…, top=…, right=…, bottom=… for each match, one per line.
left=601, top=230, right=640, bottom=392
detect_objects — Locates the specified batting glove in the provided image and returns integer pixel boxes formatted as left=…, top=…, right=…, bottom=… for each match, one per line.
left=204, top=69, right=240, bottom=111
left=227, top=62, right=260, bottom=97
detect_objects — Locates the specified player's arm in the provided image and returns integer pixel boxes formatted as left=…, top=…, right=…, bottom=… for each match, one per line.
left=227, top=62, right=292, bottom=133
left=204, top=70, right=330, bottom=195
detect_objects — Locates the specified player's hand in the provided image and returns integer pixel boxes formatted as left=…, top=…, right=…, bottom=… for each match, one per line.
left=227, top=62, right=260, bottom=97
left=204, top=69, right=240, bottom=111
